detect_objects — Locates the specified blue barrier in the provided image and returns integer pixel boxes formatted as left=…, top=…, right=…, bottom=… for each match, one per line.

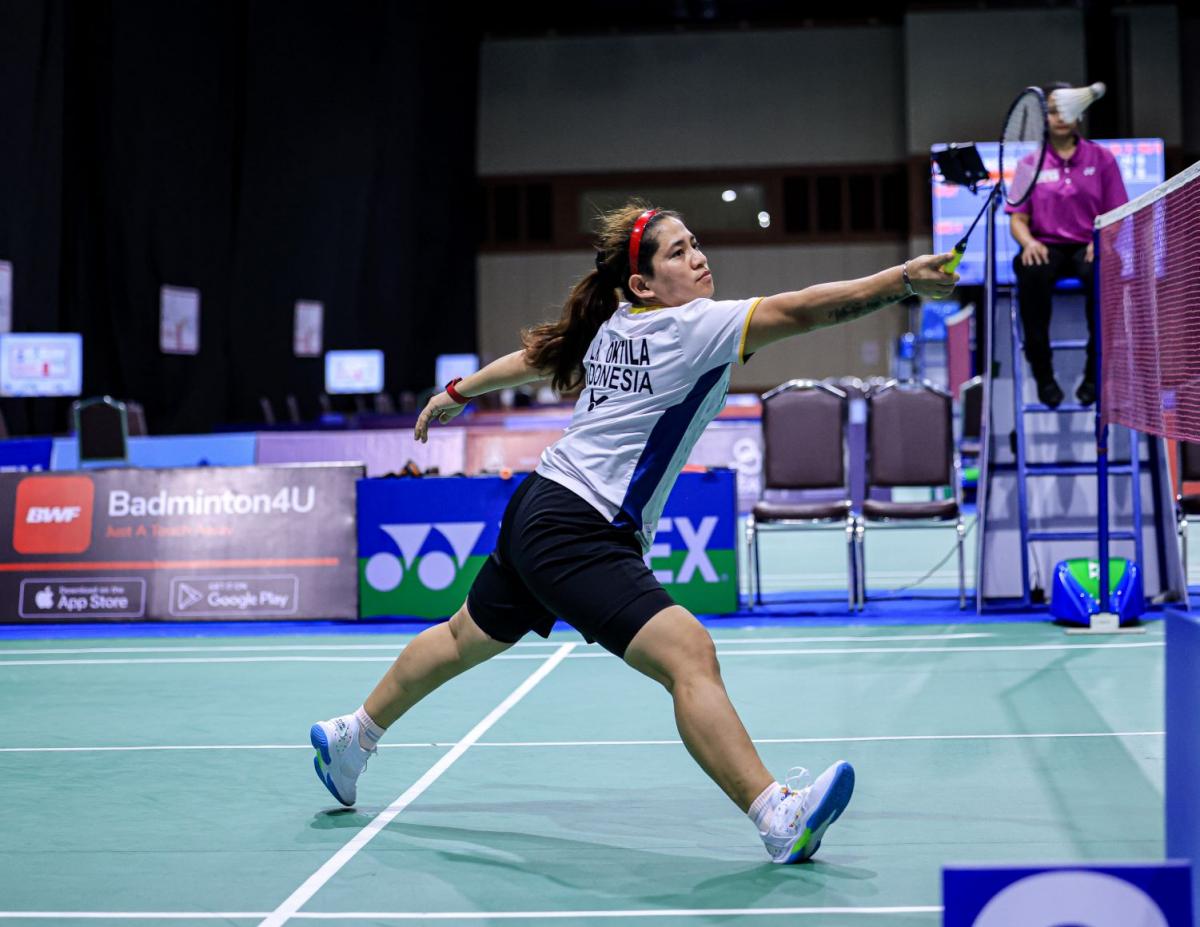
left=51, top=433, right=258, bottom=470
left=945, top=862, right=1193, bottom=925
left=0, top=437, right=53, bottom=473
left=1167, top=609, right=1200, bottom=914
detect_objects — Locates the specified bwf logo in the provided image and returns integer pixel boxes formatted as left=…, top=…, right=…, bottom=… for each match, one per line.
left=365, top=522, right=486, bottom=592
left=13, top=476, right=95, bottom=554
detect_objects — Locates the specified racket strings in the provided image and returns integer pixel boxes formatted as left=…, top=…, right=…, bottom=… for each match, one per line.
left=1001, top=89, right=1048, bottom=207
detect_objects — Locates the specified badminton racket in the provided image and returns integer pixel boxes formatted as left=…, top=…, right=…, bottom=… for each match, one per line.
left=941, top=87, right=1048, bottom=273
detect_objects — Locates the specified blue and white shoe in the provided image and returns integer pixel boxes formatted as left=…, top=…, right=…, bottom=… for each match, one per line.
left=310, top=714, right=375, bottom=807
left=759, top=761, right=855, bottom=864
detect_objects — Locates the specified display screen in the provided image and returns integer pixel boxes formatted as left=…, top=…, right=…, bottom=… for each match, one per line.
left=930, top=138, right=1165, bottom=286
left=0, top=333, right=84, bottom=397
left=324, top=349, right=385, bottom=395
left=434, top=353, right=478, bottom=388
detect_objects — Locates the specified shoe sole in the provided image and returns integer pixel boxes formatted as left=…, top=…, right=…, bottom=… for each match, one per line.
left=310, top=723, right=353, bottom=807
left=779, top=761, right=855, bottom=864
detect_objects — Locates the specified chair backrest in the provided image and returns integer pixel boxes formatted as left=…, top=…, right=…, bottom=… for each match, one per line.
left=867, top=380, right=953, bottom=487
left=959, top=376, right=983, bottom=442
left=760, top=380, right=847, bottom=491
left=125, top=400, right=148, bottom=436
left=828, top=376, right=867, bottom=400
left=1181, top=440, right=1200, bottom=482
left=72, top=396, right=128, bottom=464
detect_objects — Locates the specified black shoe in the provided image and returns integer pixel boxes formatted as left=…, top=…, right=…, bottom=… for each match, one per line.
left=1076, top=379, right=1096, bottom=407
left=1036, top=378, right=1064, bottom=408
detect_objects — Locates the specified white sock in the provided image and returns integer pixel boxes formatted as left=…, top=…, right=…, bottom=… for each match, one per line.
left=747, top=781, right=783, bottom=831
left=354, top=705, right=386, bottom=749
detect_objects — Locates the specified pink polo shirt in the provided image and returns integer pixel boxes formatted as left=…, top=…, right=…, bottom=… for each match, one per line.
left=1006, top=137, right=1128, bottom=245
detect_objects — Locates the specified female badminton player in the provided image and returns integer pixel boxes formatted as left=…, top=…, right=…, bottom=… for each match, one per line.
left=312, top=203, right=958, bottom=864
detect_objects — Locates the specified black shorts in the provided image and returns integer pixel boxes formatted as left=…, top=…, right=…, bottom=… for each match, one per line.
left=466, top=473, right=675, bottom=657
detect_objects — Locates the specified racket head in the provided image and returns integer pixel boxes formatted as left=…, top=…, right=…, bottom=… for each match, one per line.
left=999, top=86, right=1049, bottom=207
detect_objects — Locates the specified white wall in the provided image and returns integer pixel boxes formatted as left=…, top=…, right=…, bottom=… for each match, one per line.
left=479, top=27, right=906, bottom=175
left=904, top=9, right=1085, bottom=155
left=478, top=242, right=908, bottom=390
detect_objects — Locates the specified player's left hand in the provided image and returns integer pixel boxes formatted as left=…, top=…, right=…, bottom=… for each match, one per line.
left=1085, top=241, right=1094, bottom=263
left=414, top=392, right=465, bottom=443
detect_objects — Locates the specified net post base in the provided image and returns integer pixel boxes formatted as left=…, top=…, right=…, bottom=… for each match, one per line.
left=1064, top=612, right=1147, bottom=635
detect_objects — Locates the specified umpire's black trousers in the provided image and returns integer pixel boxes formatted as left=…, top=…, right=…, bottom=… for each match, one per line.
left=1012, top=242, right=1095, bottom=386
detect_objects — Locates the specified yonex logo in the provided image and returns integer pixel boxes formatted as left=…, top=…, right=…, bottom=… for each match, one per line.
left=365, top=522, right=486, bottom=593
left=644, top=516, right=719, bottom=584
left=13, top=476, right=95, bottom=555
left=26, top=506, right=82, bottom=524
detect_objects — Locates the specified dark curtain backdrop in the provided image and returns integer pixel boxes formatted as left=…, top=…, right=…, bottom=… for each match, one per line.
left=0, top=0, right=478, bottom=436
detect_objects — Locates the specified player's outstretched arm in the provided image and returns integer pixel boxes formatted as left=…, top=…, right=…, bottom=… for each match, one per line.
left=415, top=349, right=547, bottom=443
left=743, top=254, right=958, bottom=355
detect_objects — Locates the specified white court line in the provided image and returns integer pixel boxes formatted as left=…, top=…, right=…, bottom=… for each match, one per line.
left=0, top=639, right=1163, bottom=667
left=0, top=632, right=995, bottom=657
left=257, top=642, right=576, bottom=927
left=0, top=906, right=943, bottom=920
left=0, top=730, right=1164, bottom=754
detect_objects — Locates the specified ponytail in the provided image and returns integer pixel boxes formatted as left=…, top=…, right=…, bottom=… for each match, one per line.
left=521, top=202, right=680, bottom=395
left=522, top=271, right=619, bottom=394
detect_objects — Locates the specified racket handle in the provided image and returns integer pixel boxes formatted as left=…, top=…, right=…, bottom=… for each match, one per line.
left=941, top=244, right=966, bottom=274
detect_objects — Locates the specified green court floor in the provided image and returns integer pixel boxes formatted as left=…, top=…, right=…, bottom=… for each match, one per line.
left=0, top=621, right=1165, bottom=925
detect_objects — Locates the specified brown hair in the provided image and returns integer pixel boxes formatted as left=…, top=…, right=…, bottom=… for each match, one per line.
left=522, top=202, right=681, bottom=393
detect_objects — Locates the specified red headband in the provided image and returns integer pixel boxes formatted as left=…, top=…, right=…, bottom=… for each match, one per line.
left=628, top=209, right=658, bottom=277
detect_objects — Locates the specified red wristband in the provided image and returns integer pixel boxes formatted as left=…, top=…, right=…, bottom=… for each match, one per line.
left=444, top=377, right=469, bottom=405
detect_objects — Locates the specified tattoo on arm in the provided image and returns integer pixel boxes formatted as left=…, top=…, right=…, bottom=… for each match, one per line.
left=827, top=293, right=900, bottom=325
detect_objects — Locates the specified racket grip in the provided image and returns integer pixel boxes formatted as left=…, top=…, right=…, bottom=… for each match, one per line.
left=941, top=245, right=965, bottom=274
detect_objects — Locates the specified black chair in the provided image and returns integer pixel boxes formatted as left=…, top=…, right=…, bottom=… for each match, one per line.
left=71, top=396, right=129, bottom=465
left=856, top=379, right=965, bottom=609
left=746, top=380, right=856, bottom=610
left=1177, top=441, right=1200, bottom=586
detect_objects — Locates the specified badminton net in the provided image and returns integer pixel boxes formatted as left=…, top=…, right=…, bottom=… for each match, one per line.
left=1096, top=159, right=1200, bottom=441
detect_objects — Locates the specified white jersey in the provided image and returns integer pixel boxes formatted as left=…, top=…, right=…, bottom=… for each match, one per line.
left=537, top=296, right=761, bottom=551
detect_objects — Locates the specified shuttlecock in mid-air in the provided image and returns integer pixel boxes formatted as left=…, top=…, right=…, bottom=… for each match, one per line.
left=1052, top=82, right=1106, bottom=123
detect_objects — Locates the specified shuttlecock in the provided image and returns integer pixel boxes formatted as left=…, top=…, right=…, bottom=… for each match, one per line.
left=1052, top=82, right=1106, bottom=123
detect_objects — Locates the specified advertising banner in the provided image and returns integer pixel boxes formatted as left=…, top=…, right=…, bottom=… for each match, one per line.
left=686, top=421, right=762, bottom=515
left=463, top=421, right=763, bottom=514
left=358, top=469, right=738, bottom=620
left=256, top=428, right=466, bottom=478
left=464, top=427, right=563, bottom=477
left=0, top=464, right=360, bottom=621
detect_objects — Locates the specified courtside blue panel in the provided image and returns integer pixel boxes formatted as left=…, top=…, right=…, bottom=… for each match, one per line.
left=51, top=433, right=257, bottom=470
left=0, top=437, right=53, bottom=473
left=944, top=862, right=1193, bottom=926
left=1167, top=609, right=1200, bottom=913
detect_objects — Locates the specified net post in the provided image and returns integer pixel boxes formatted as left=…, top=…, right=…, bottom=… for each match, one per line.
left=1094, top=224, right=1112, bottom=617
